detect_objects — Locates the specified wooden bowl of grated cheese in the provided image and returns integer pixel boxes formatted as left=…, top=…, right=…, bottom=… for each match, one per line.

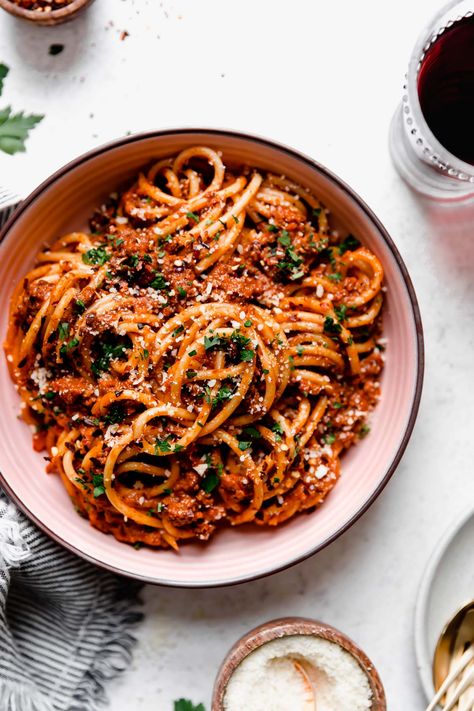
left=212, top=617, right=386, bottom=711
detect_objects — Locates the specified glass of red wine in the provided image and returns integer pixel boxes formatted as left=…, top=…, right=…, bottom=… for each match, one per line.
left=390, top=0, right=474, bottom=200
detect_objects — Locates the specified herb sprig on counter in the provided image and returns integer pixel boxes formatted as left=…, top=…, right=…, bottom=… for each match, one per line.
left=0, top=63, right=43, bottom=155
left=174, top=700, right=206, bottom=711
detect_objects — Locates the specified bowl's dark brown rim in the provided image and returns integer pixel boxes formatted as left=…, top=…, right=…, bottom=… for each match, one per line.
left=211, top=617, right=387, bottom=709
left=0, top=0, right=93, bottom=22
left=0, top=128, right=425, bottom=588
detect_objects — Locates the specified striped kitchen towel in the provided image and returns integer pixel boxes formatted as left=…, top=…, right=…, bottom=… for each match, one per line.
left=0, top=490, right=143, bottom=711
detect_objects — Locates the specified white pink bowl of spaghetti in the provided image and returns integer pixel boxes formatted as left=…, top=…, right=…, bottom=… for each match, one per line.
left=0, top=129, right=423, bottom=587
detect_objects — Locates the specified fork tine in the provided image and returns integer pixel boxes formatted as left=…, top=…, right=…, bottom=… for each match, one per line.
left=426, top=647, right=474, bottom=711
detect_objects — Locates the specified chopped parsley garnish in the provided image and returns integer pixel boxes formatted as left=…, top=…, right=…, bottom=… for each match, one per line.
left=58, top=322, right=69, bottom=340
left=296, top=345, right=304, bottom=356
left=334, top=304, right=347, bottom=322
left=244, top=319, right=252, bottom=327
left=278, top=230, right=291, bottom=247
left=92, top=473, right=105, bottom=498
left=323, top=433, right=336, bottom=445
left=203, top=330, right=254, bottom=362
left=177, top=286, right=187, bottom=297
left=277, top=230, right=304, bottom=280
left=186, top=211, right=199, bottom=223
left=104, top=402, right=126, bottom=425
left=338, top=234, right=360, bottom=254
left=91, top=338, right=128, bottom=375
left=232, top=215, right=239, bottom=224
left=82, top=246, right=110, bottom=266
left=323, top=316, right=342, bottom=335
left=359, top=423, right=371, bottom=438
left=333, top=401, right=344, bottom=409
left=267, top=223, right=278, bottom=232
left=240, top=349, right=254, bottom=362
left=150, top=272, right=168, bottom=290
left=271, top=422, right=284, bottom=441
left=154, top=436, right=182, bottom=454
left=186, top=369, right=197, bottom=379
left=242, top=426, right=261, bottom=439
left=126, top=254, right=140, bottom=268
left=172, top=325, right=184, bottom=337
left=143, top=254, right=152, bottom=263
left=75, top=299, right=86, bottom=313
left=212, top=385, right=234, bottom=407
left=188, top=349, right=197, bottom=357
left=59, top=337, right=79, bottom=357
left=328, top=272, right=342, bottom=282
left=203, top=334, right=223, bottom=351
left=238, top=440, right=251, bottom=451
left=44, top=391, right=56, bottom=401
left=200, top=459, right=223, bottom=493
left=289, top=355, right=295, bottom=370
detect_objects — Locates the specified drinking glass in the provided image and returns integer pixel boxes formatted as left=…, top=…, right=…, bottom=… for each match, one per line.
left=389, top=0, right=474, bottom=201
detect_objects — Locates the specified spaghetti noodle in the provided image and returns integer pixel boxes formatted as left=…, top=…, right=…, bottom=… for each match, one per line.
left=5, top=146, right=385, bottom=550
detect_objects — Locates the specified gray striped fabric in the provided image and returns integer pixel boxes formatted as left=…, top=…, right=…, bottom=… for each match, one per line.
left=0, top=491, right=142, bottom=711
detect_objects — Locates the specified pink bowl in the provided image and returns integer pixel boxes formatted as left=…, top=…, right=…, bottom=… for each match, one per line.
left=0, top=129, right=423, bottom=587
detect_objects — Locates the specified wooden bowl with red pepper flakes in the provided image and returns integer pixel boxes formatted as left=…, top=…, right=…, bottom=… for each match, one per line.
left=0, top=0, right=95, bottom=25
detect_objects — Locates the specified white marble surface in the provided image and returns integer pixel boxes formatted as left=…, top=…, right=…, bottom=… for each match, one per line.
left=1, top=1, right=474, bottom=708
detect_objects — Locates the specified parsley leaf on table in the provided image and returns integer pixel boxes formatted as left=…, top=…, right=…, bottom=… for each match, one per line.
left=0, top=107, right=44, bottom=155
left=174, top=700, right=206, bottom=711
left=0, top=63, right=8, bottom=96
left=0, top=63, right=44, bottom=155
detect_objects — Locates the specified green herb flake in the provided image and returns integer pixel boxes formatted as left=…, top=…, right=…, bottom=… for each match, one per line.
left=334, top=304, right=347, bottom=322
left=240, top=349, right=254, bottom=362
left=359, top=423, right=371, bottom=438
left=150, top=272, right=168, bottom=290
left=58, top=322, right=69, bottom=340
left=201, top=472, right=220, bottom=493
left=92, top=473, right=105, bottom=498
left=59, top=337, right=79, bottom=357
left=271, top=422, right=284, bottom=441
left=82, top=246, right=110, bottom=266
left=75, top=299, right=86, bottom=313
left=323, top=316, right=342, bottom=335
left=338, top=234, right=360, bottom=254
left=104, top=402, right=126, bottom=425
left=278, top=230, right=291, bottom=247
left=244, top=319, right=252, bottom=328
left=177, top=286, right=187, bottom=297
left=186, top=211, right=199, bottom=223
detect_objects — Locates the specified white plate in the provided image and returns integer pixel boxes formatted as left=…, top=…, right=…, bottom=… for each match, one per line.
left=415, top=504, right=474, bottom=700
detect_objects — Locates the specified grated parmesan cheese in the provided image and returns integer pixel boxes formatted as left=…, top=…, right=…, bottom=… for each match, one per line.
left=224, top=635, right=372, bottom=711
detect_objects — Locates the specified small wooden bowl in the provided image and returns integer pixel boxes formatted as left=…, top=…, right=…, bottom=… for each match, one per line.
left=0, top=0, right=95, bottom=25
left=212, top=617, right=387, bottom=710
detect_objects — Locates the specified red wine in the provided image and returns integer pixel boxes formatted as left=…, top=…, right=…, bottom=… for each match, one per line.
left=418, top=13, right=474, bottom=165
